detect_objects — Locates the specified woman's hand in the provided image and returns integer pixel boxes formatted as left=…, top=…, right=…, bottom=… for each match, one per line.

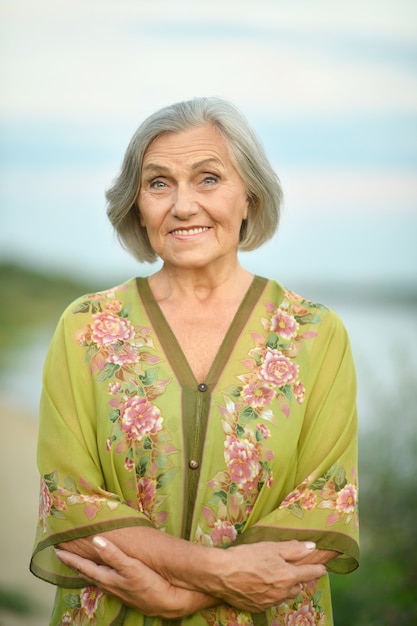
left=55, top=537, right=218, bottom=619
left=208, top=540, right=327, bottom=613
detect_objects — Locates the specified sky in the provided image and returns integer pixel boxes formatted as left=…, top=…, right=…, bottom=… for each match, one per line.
left=1, top=0, right=416, bottom=289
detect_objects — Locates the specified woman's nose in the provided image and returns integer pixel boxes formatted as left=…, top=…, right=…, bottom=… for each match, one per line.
left=171, top=184, right=198, bottom=219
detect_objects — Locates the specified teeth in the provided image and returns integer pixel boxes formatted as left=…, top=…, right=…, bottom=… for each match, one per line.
left=171, top=227, right=209, bottom=235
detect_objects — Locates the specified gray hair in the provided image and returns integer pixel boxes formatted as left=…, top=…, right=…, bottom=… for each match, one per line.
left=106, top=97, right=283, bottom=263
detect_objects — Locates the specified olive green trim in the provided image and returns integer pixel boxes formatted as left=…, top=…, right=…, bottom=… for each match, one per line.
left=136, top=277, right=195, bottom=387
left=205, top=275, right=268, bottom=386
left=30, top=563, right=86, bottom=589
left=232, top=525, right=359, bottom=574
left=30, top=517, right=154, bottom=586
left=181, top=385, right=210, bottom=539
left=137, top=276, right=269, bottom=541
left=32, top=516, right=154, bottom=556
left=136, top=275, right=268, bottom=387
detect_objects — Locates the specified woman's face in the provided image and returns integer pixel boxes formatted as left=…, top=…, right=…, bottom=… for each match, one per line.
left=137, top=124, right=249, bottom=272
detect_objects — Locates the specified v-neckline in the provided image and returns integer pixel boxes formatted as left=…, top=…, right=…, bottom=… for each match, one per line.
left=136, top=275, right=268, bottom=389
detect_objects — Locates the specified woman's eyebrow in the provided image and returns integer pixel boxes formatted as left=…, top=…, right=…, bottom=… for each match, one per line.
left=142, top=158, right=224, bottom=177
left=191, top=158, right=223, bottom=170
left=142, top=163, right=171, bottom=174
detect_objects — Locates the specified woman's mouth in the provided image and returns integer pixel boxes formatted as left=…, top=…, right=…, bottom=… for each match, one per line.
left=170, top=227, right=210, bottom=236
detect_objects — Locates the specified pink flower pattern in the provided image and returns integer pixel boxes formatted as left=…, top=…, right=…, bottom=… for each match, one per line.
left=120, top=396, right=163, bottom=442
left=40, top=284, right=178, bottom=560
left=271, top=580, right=325, bottom=626
left=280, top=465, right=359, bottom=529
left=91, top=312, right=134, bottom=347
left=39, top=479, right=52, bottom=528
left=69, top=287, right=178, bottom=528
left=256, top=423, right=271, bottom=440
left=224, top=435, right=261, bottom=491
left=210, top=519, right=238, bottom=546
left=270, top=308, right=299, bottom=339
left=293, top=380, right=306, bottom=404
left=301, top=490, right=317, bottom=511
left=284, top=600, right=316, bottom=625
left=319, top=478, right=358, bottom=526
left=259, top=348, right=299, bottom=386
left=80, top=586, right=103, bottom=619
left=137, top=477, right=157, bottom=514
left=107, top=381, right=122, bottom=395
left=242, top=381, right=275, bottom=406
left=103, top=299, right=123, bottom=313
left=335, top=484, right=357, bottom=515
left=200, top=292, right=325, bottom=552
left=59, top=586, right=103, bottom=625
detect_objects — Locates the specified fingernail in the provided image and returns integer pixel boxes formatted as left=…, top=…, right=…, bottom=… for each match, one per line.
left=304, top=542, right=316, bottom=550
left=93, top=536, right=107, bottom=548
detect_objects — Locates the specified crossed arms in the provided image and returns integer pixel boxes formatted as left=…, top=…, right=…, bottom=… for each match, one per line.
left=56, top=526, right=337, bottom=618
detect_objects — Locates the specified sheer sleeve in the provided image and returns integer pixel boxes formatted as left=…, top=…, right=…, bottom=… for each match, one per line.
left=234, top=310, right=359, bottom=575
left=30, top=306, right=154, bottom=588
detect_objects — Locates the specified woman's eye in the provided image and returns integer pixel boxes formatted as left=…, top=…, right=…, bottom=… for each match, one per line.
left=150, top=179, right=166, bottom=189
left=202, top=175, right=218, bottom=185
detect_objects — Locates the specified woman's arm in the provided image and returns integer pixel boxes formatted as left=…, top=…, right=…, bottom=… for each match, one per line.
left=56, top=538, right=218, bottom=619
left=58, top=528, right=327, bottom=614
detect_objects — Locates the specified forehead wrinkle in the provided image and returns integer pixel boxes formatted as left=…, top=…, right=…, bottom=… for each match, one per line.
left=141, top=157, right=226, bottom=180
left=143, top=157, right=224, bottom=170
left=191, top=158, right=224, bottom=170
left=142, top=163, right=171, bottom=173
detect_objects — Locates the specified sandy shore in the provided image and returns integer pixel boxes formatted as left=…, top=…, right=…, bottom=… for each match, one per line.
left=0, top=398, right=55, bottom=625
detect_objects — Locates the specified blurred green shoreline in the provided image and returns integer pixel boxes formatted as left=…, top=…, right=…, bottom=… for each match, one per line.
left=1, top=259, right=416, bottom=364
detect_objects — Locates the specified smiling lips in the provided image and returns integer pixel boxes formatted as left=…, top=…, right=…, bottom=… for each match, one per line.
left=170, top=226, right=210, bottom=236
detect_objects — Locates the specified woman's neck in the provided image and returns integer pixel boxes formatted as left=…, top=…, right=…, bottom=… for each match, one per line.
left=148, top=262, right=254, bottom=304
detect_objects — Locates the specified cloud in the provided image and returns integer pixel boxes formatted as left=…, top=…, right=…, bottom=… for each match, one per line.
left=279, top=167, right=417, bottom=216
left=1, top=0, right=416, bottom=121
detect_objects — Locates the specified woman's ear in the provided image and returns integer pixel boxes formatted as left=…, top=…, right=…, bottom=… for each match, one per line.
left=239, top=218, right=248, bottom=242
left=137, top=203, right=145, bottom=228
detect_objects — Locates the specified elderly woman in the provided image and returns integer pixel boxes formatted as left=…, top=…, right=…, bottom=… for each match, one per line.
left=31, top=97, right=359, bottom=625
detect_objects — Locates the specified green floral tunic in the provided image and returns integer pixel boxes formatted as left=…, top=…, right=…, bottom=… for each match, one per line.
left=31, top=276, right=359, bottom=626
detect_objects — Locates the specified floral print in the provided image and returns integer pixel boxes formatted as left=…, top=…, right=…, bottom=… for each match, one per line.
left=197, top=293, right=325, bottom=547
left=91, top=312, right=135, bottom=347
left=38, top=287, right=178, bottom=530
left=224, top=435, right=262, bottom=490
left=38, top=475, right=69, bottom=534
left=270, top=308, right=300, bottom=339
left=271, top=581, right=326, bottom=625
left=259, top=348, right=299, bottom=386
left=237, top=294, right=324, bottom=421
left=242, top=381, right=275, bottom=407
left=279, top=464, right=359, bottom=529
left=57, top=587, right=103, bottom=625
left=72, top=288, right=178, bottom=528
left=120, top=396, right=163, bottom=441
left=39, top=471, right=121, bottom=532
left=202, top=605, right=253, bottom=626
left=72, top=290, right=160, bottom=381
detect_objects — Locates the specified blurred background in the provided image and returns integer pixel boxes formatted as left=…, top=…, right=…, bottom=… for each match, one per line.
left=1, top=1, right=416, bottom=624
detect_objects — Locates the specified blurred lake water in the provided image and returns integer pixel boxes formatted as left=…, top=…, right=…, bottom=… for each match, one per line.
left=1, top=296, right=416, bottom=433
